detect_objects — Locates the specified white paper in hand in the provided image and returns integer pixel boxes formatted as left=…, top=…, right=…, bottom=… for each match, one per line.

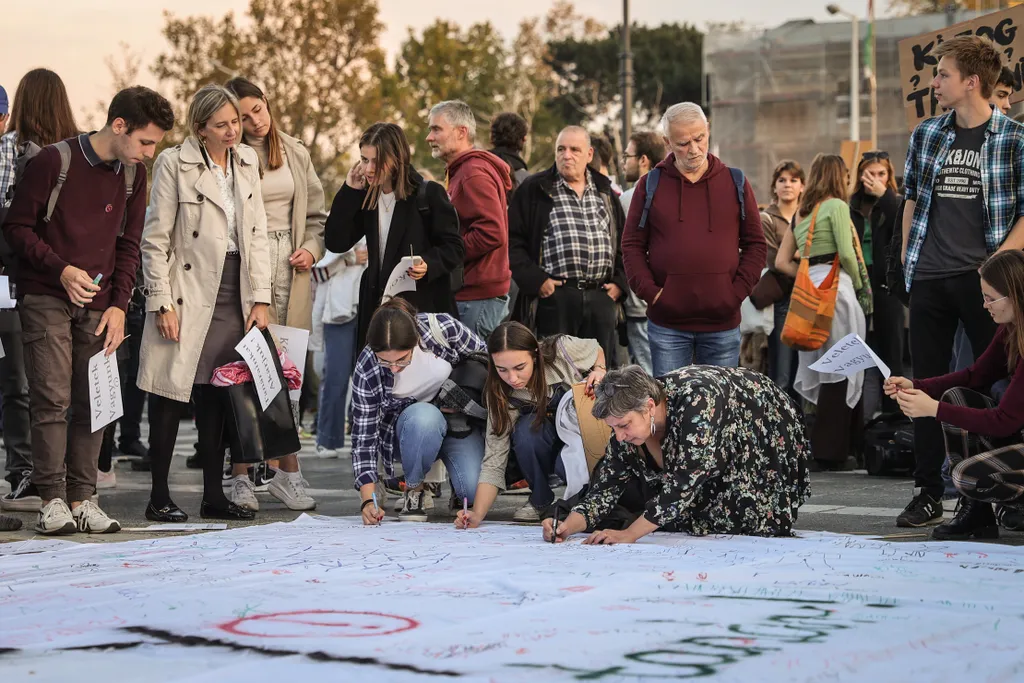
left=808, top=332, right=891, bottom=379
left=89, top=349, right=123, bottom=433
left=267, top=324, right=309, bottom=402
left=234, top=326, right=283, bottom=411
left=383, top=256, right=417, bottom=299
left=0, top=276, right=15, bottom=309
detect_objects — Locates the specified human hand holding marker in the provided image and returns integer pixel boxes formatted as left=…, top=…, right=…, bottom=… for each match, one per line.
left=60, top=267, right=101, bottom=307
left=407, top=246, right=427, bottom=280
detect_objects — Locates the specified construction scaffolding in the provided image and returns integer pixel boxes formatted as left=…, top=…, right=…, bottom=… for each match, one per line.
left=704, top=11, right=986, bottom=203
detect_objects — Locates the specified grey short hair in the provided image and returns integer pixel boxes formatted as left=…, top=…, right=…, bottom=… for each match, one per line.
left=591, top=365, right=666, bottom=420
left=557, top=125, right=592, bottom=148
left=659, top=102, right=708, bottom=136
left=188, top=84, right=241, bottom=140
left=429, top=100, right=476, bottom=142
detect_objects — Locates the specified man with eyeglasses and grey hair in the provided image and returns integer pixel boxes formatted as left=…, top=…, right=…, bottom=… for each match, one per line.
left=427, top=100, right=512, bottom=339
left=620, top=102, right=765, bottom=376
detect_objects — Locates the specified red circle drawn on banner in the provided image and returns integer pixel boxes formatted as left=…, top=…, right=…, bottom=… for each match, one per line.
left=217, top=609, right=420, bottom=638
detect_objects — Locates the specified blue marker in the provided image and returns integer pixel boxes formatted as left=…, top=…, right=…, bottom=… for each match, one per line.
left=92, top=274, right=103, bottom=286
left=371, top=492, right=381, bottom=525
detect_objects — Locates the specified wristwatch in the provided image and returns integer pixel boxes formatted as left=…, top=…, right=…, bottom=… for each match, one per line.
left=158, top=303, right=175, bottom=316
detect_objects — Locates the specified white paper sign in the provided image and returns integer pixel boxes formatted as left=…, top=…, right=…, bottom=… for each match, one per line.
left=124, top=523, right=228, bottom=532
left=88, top=349, right=123, bottom=433
left=808, top=332, right=891, bottom=379
left=268, top=324, right=309, bottom=402
left=0, top=276, right=15, bottom=309
left=234, top=326, right=282, bottom=411
left=383, top=256, right=417, bottom=299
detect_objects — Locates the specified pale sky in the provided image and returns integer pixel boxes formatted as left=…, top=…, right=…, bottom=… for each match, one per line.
left=3, top=0, right=886, bottom=116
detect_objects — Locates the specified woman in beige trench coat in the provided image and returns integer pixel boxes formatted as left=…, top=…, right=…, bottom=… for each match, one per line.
left=137, top=85, right=272, bottom=522
left=224, top=77, right=327, bottom=512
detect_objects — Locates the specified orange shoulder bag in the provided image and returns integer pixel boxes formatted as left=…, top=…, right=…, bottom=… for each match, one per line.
left=780, top=204, right=840, bottom=351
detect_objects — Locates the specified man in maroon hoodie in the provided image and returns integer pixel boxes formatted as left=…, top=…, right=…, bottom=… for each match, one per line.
left=621, top=102, right=766, bottom=376
left=427, top=100, right=513, bottom=339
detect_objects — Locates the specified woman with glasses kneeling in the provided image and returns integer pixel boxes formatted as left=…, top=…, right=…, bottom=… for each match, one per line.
left=887, top=250, right=1024, bottom=541
left=351, top=298, right=486, bottom=524
left=543, top=365, right=810, bottom=545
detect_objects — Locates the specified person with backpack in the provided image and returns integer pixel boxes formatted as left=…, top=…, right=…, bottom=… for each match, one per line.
left=620, top=102, right=766, bottom=376
left=0, top=69, right=80, bottom=516
left=456, top=322, right=606, bottom=526
left=1, top=85, right=174, bottom=535
left=349, top=299, right=486, bottom=524
left=508, top=126, right=628, bottom=366
left=886, top=250, right=1024, bottom=539
left=427, top=100, right=513, bottom=339
left=325, top=122, right=464, bottom=351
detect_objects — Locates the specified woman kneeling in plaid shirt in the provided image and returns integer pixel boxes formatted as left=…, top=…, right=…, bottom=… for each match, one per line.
left=351, top=298, right=486, bottom=525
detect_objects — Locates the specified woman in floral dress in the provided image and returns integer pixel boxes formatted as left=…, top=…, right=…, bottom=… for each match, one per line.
left=543, top=365, right=810, bottom=544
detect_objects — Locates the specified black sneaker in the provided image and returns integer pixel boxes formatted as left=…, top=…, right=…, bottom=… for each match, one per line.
left=426, top=482, right=443, bottom=498
left=249, top=463, right=275, bottom=493
left=932, top=498, right=999, bottom=541
left=1, top=475, right=42, bottom=512
left=382, top=476, right=406, bottom=497
left=995, top=504, right=1024, bottom=532
left=0, top=513, right=23, bottom=531
left=130, top=456, right=152, bottom=472
left=119, top=441, right=149, bottom=459
left=185, top=454, right=201, bottom=470
left=896, top=491, right=944, bottom=528
left=399, top=490, right=429, bottom=522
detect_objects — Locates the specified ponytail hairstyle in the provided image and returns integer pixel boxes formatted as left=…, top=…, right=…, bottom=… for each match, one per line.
left=224, top=77, right=284, bottom=171
left=484, top=322, right=562, bottom=436
left=365, top=298, right=421, bottom=354
left=979, top=250, right=1024, bottom=372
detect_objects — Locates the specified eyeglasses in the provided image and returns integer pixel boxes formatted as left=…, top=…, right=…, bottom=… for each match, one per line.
left=983, top=294, right=1008, bottom=306
left=622, top=153, right=638, bottom=160
left=376, top=352, right=413, bottom=368
left=861, top=151, right=889, bottom=162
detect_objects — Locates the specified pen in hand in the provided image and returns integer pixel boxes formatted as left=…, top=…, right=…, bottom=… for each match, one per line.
left=551, top=509, right=560, bottom=544
left=372, top=492, right=381, bottom=525
left=462, top=497, right=468, bottom=530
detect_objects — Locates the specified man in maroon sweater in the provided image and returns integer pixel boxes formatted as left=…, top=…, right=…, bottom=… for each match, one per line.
left=1, top=86, right=173, bottom=535
left=427, top=100, right=513, bottom=338
left=621, top=102, right=766, bottom=375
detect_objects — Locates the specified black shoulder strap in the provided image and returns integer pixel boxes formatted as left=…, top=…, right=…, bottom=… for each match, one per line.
left=637, top=168, right=661, bottom=230
left=416, top=180, right=431, bottom=217
left=729, top=167, right=746, bottom=222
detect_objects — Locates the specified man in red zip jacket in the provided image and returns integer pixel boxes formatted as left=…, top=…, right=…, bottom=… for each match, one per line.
left=620, top=102, right=766, bottom=376
left=427, top=100, right=512, bottom=339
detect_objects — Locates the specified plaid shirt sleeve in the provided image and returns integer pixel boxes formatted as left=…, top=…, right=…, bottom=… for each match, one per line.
left=350, top=347, right=386, bottom=489
left=903, top=127, right=919, bottom=203
left=1015, top=134, right=1024, bottom=222
left=437, top=314, right=487, bottom=357
left=0, top=133, right=16, bottom=208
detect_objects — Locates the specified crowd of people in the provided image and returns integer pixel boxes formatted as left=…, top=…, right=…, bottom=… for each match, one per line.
left=0, top=33, right=1022, bottom=545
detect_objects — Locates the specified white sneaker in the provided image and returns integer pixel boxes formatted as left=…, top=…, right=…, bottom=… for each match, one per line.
left=229, top=475, right=259, bottom=511
left=36, top=499, right=77, bottom=535
left=313, top=445, right=341, bottom=459
left=268, top=471, right=316, bottom=511
left=71, top=500, right=121, bottom=534
left=513, top=501, right=542, bottom=523
left=399, top=490, right=429, bottom=522
left=96, top=470, right=117, bottom=490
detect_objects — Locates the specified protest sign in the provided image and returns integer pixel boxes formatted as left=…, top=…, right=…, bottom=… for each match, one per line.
left=89, top=348, right=123, bottom=432
left=234, top=326, right=282, bottom=411
left=383, top=256, right=417, bottom=299
left=268, top=324, right=309, bottom=402
left=809, top=332, right=891, bottom=379
left=899, top=6, right=1024, bottom=130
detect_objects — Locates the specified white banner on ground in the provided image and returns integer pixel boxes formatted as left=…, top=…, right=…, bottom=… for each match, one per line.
left=234, top=326, right=282, bottom=411
left=88, top=348, right=123, bottom=433
left=268, top=324, right=309, bottom=402
left=2, top=517, right=1023, bottom=681
left=809, top=332, right=891, bottom=379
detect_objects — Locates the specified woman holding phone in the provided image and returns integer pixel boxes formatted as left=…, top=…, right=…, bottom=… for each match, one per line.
left=137, top=84, right=272, bottom=522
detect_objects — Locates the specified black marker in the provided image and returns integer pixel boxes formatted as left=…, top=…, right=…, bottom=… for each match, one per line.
left=551, top=509, right=560, bottom=544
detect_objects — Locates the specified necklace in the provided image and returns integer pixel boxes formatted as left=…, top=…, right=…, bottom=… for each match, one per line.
left=380, top=194, right=395, bottom=212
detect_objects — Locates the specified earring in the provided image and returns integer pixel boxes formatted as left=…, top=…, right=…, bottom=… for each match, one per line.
left=650, top=411, right=656, bottom=436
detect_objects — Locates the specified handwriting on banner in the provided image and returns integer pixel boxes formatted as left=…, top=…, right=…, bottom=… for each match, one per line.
left=383, top=256, right=417, bottom=299
left=89, top=348, right=123, bottom=432
left=234, top=327, right=282, bottom=411
left=899, top=7, right=1024, bottom=130
left=808, top=332, right=891, bottom=379
left=268, top=324, right=309, bottom=402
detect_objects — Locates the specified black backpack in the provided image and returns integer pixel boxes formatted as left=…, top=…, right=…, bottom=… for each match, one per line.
left=415, top=179, right=463, bottom=292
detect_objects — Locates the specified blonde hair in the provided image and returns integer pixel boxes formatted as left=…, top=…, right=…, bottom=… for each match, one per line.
left=187, top=85, right=241, bottom=142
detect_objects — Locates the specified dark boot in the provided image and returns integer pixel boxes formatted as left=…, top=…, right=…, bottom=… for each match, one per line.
left=995, top=503, right=1024, bottom=531
left=932, top=498, right=999, bottom=541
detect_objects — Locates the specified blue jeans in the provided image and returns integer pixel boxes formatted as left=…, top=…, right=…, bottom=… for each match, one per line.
left=647, top=321, right=741, bottom=376
left=317, top=319, right=358, bottom=450
left=457, top=295, right=509, bottom=340
left=512, top=415, right=565, bottom=509
left=394, top=402, right=484, bottom=502
left=768, top=299, right=798, bottom=397
left=626, top=319, right=653, bottom=374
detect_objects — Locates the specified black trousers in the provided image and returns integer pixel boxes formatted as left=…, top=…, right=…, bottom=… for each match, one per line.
left=118, top=309, right=148, bottom=447
left=535, top=284, right=618, bottom=366
left=909, top=272, right=997, bottom=496
left=868, top=268, right=907, bottom=413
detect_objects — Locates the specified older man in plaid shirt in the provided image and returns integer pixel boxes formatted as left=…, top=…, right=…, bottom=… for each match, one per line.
left=897, top=36, right=1024, bottom=531
left=508, top=126, right=627, bottom=363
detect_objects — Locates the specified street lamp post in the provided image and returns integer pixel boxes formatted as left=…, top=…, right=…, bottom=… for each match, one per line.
left=827, top=4, right=859, bottom=142
left=621, top=0, right=633, bottom=182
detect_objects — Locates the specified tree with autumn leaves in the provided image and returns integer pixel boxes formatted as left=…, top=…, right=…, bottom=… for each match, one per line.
left=127, top=0, right=700, bottom=194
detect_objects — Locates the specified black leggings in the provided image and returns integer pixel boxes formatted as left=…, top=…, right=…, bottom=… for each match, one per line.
left=148, top=384, right=234, bottom=507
